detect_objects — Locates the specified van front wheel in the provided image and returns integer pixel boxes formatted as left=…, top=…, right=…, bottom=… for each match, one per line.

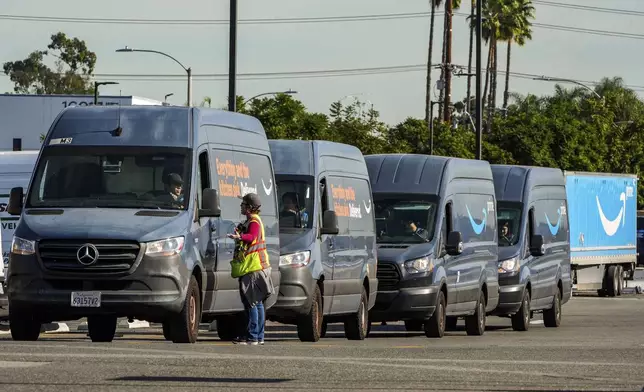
left=465, top=291, right=486, bottom=336
left=168, top=275, right=201, bottom=343
left=344, top=287, right=368, bottom=340
left=297, top=284, right=323, bottom=342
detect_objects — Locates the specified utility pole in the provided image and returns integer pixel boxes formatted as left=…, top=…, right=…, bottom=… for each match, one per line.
left=442, top=0, right=453, bottom=122
left=475, top=0, right=482, bottom=159
left=228, top=0, right=238, bottom=112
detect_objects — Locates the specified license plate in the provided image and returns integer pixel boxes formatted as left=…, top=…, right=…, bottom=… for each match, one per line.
left=71, top=291, right=101, bottom=308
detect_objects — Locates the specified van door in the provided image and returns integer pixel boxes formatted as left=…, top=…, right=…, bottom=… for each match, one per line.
left=194, top=149, right=218, bottom=311
left=441, top=202, right=459, bottom=308
left=318, top=177, right=337, bottom=313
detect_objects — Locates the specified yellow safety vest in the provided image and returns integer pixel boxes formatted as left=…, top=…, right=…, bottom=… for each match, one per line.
left=231, top=214, right=270, bottom=278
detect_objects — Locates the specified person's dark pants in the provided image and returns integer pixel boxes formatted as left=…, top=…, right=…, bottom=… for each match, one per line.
left=238, top=278, right=266, bottom=342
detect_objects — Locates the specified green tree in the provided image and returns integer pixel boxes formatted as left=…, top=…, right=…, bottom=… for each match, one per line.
left=3, top=32, right=97, bottom=94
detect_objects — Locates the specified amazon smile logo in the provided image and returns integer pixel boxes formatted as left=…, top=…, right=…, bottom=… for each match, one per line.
left=545, top=207, right=563, bottom=236
left=466, top=205, right=487, bottom=235
left=596, top=192, right=626, bottom=237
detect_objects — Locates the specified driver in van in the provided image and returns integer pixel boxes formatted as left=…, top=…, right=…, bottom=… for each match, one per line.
left=499, top=221, right=514, bottom=244
left=158, top=172, right=184, bottom=208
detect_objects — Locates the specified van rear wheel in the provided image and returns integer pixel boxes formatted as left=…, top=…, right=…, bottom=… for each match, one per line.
left=404, top=320, right=424, bottom=332
left=88, top=315, right=117, bottom=342
left=344, top=287, right=368, bottom=340
left=297, top=284, right=322, bottom=342
left=167, top=275, right=201, bottom=343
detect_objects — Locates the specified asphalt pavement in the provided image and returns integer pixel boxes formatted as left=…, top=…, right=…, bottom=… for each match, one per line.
left=1, top=295, right=643, bottom=392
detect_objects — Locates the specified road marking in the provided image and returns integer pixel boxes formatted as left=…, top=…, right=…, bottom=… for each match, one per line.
left=392, top=345, right=423, bottom=348
left=4, top=345, right=644, bottom=369
left=0, top=361, right=49, bottom=368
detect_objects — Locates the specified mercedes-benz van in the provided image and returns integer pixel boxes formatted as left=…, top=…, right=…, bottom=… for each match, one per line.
left=490, top=164, right=572, bottom=331
left=365, top=154, right=499, bottom=337
left=266, top=140, right=377, bottom=341
left=5, top=105, right=280, bottom=343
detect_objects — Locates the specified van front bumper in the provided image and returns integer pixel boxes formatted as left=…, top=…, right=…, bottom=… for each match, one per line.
left=492, top=283, right=525, bottom=315
left=267, top=265, right=316, bottom=318
left=6, top=252, right=190, bottom=324
left=369, top=285, right=439, bottom=322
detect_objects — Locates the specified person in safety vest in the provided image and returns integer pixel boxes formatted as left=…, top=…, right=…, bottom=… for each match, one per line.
left=228, top=192, right=275, bottom=345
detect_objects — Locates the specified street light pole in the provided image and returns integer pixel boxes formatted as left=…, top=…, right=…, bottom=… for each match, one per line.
left=94, top=81, right=119, bottom=104
left=228, top=0, right=238, bottom=112
left=475, top=0, right=483, bottom=160
left=116, top=47, right=192, bottom=106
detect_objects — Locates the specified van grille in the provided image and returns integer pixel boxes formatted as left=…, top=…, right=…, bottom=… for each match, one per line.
left=38, top=240, right=141, bottom=273
left=376, top=262, right=400, bottom=290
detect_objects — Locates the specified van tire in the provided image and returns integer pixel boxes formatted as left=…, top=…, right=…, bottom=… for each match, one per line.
left=404, top=320, right=424, bottom=331
left=446, top=317, right=458, bottom=331
left=168, top=275, right=201, bottom=343
left=162, top=322, right=173, bottom=341
left=297, top=284, right=322, bottom=342
left=543, top=287, right=562, bottom=328
left=320, top=320, right=328, bottom=338
left=604, top=265, right=619, bottom=297
left=511, top=289, right=530, bottom=332
left=344, top=287, right=368, bottom=340
left=88, top=315, right=117, bottom=342
left=424, top=290, right=446, bottom=338
left=465, top=291, right=486, bottom=336
left=9, top=311, right=41, bottom=341
left=216, top=316, right=238, bottom=341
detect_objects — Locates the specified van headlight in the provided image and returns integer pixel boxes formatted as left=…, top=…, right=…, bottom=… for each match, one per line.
left=404, top=256, right=433, bottom=274
left=11, top=236, right=35, bottom=256
left=279, top=251, right=311, bottom=267
left=498, top=257, right=520, bottom=273
left=145, top=236, right=185, bottom=257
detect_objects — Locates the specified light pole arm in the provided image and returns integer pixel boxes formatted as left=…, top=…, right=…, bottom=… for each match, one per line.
left=535, top=77, right=602, bottom=99
left=129, top=49, right=189, bottom=73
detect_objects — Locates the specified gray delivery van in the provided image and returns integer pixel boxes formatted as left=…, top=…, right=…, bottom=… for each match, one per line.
left=5, top=105, right=281, bottom=343
left=365, top=154, right=499, bottom=337
left=267, top=140, right=378, bottom=342
left=490, top=164, right=571, bottom=330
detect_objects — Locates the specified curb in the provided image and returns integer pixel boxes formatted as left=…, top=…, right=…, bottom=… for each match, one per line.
left=77, top=319, right=150, bottom=331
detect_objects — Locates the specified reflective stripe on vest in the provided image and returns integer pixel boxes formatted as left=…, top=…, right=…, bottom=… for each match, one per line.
left=247, top=214, right=270, bottom=270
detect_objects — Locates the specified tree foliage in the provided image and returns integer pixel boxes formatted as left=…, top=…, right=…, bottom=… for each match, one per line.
left=237, top=78, right=643, bottom=208
left=3, top=32, right=97, bottom=94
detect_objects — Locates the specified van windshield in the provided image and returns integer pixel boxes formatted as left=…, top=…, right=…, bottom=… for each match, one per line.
left=26, top=146, right=192, bottom=210
left=375, top=199, right=437, bottom=243
left=276, top=175, right=314, bottom=230
left=498, top=202, right=522, bottom=246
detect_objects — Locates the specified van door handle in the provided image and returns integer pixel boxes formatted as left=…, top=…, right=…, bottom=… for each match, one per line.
left=328, top=239, right=334, bottom=249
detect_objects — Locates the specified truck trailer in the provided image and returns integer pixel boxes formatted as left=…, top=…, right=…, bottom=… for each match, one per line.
left=565, top=171, right=639, bottom=296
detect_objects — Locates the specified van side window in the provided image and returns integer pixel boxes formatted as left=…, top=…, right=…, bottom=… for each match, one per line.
left=327, top=176, right=350, bottom=235
left=452, top=194, right=495, bottom=243
left=319, top=178, right=328, bottom=212
left=526, top=207, right=535, bottom=257
left=533, top=200, right=568, bottom=244
left=197, top=151, right=210, bottom=206
left=211, top=148, right=238, bottom=220
left=344, top=178, right=374, bottom=233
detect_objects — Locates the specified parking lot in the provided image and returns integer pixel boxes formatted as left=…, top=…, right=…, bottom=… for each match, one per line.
left=0, top=295, right=643, bottom=391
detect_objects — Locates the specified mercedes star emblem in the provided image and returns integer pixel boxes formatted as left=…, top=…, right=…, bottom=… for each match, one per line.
left=76, top=243, right=99, bottom=266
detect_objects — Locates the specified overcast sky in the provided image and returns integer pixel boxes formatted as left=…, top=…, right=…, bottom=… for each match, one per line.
left=1, top=0, right=642, bottom=125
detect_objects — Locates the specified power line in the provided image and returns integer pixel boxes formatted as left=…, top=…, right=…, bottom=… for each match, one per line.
left=3, top=11, right=644, bottom=42
left=532, top=1, right=644, bottom=17
left=6, top=64, right=642, bottom=91
left=0, top=12, right=442, bottom=25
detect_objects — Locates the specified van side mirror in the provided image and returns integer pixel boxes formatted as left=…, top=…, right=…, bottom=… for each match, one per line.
left=529, top=234, right=545, bottom=257
left=445, top=231, right=463, bottom=256
left=199, top=188, right=221, bottom=218
left=320, top=210, right=339, bottom=235
left=7, top=187, right=24, bottom=216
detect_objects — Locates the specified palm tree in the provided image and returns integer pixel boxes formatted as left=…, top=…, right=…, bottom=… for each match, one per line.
left=501, top=0, right=535, bottom=109
left=440, top=0, right=461, bottom=122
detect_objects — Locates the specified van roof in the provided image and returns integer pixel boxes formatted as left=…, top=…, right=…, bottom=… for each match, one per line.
left=365, top=153, right=492, bottom=195
left=491, top=164, right=565, bottom=202
left=269, top=139, right=367, bottom=177
left=45, top=106, right=267, bottom=148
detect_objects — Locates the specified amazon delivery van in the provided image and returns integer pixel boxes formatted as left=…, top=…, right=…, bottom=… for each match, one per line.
left=0, top=151, right=39, bottom=299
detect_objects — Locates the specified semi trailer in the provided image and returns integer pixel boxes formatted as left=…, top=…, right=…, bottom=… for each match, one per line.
left=565, top=171, right=639, bottom=296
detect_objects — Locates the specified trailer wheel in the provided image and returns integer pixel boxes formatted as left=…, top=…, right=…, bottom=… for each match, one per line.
left=617, top=265, right=624, bottom=296
left=604, top=265, right=619, bottom=297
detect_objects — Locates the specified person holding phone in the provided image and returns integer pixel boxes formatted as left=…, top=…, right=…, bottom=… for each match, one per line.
left=228, top=193, right=274, bottom=345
